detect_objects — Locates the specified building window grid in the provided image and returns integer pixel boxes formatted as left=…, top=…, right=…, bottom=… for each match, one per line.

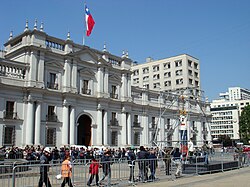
left=153, top=65, right=160, bottom=72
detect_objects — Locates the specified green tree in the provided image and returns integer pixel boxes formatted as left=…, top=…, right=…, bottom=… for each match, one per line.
left=217, top=134, right=232, bottom=147
left=239, top=105, right=250, bottom=144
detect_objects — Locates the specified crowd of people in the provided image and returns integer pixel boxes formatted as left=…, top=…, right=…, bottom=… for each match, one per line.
left=1, top=143, right=249, bottom=186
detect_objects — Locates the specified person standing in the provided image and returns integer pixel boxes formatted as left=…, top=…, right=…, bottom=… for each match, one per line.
left=87, top=158, right=100, bottom=186
left=126, top=147, right=136, bottom=183
left=137, top=146, right=149, bottom=182
left=38, top=147, right=52, bottom=187
left=61, top=155, right=73, bottom=187
left=172, top=147, right=182, bottom=177
left=148, top=149, right=157, bottom=181
left=163, top=148, right=172, bottom=175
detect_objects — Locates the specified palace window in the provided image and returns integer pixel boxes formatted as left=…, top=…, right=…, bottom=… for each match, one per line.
left=47, top=73, right=58, bottom=90
left=46, top=127, right=56, bottom=146
left=111, top=131, right=118, bottom=146
left=3, top=126, right=15, bottom=146
left=82, top=80, right=91, bottom=95
left=4, top=101, right=16, bottom=119
left=134, top=132, right=140, bottom=146
left=110, top=85, right=118, bottom=99
left=46, top=105, right=57, bottom=122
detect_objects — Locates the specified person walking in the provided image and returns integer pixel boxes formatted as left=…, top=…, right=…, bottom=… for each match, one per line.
left=61, top=155, right=73, bottom=187
left=38, top=147, right=52, bottom=187
left=87, top=158, right=100, bottom=186
left=99, top=150, right=112, bottom=185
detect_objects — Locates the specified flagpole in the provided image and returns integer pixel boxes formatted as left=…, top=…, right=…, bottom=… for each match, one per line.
left=83, top=1, right=86, bottom=46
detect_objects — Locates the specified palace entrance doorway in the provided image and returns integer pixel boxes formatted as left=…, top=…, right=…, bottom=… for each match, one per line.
left=77, top=114, right=92, bottom=146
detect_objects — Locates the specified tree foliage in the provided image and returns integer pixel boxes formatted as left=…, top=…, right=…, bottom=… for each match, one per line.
left=217, top=134, right=232, bottom=147
left=239, top=105, right=250, bottom=144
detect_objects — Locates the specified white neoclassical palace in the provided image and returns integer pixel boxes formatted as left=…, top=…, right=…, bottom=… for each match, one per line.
left=0, top=23, right=212, bottom=148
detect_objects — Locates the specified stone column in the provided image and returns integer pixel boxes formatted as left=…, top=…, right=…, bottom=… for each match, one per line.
left=63, top=59, right=71, bottom=91
left=71, top=61, right=77, bottom=92
left=142, top=113, right=149, bottom=146
left=121, top=109, right=127, bottom=146
left=69, top=106, right=75, bottom=145
left=26, top=95, right=34, bottom=145
left=96, top=105, right=103, bottom=145
left=103, top=110, right=108, bottom=145
left=62, top=100, right=69, bottom=145
left=127, top=113, right=132, bottom=145
left=127, top=74, right=131, bottom=98
left=34, top=101, right=41, bottom=145
left=104, top=68, right=109, bottom=94
left=29, top=51, right=37, bottom=82
left=97, top=67, right=103, bottom=95
left=37, top=51, right=45, bottom=85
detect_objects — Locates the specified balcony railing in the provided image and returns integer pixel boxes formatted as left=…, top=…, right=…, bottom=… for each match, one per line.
left=133, top=122, right=141, bottom=127
left=3, top=111, right=17, bottom=119
left=82, top=88, right=91, bottom=95
left=110, top=93, right=118, bottom=99
left=109, top=119, right=119, bottom=126
left=46, top=114, right=58, bottom=122
left=151, top=123, right=157, bottom=128
left=47, top=82, right=58, bottom=90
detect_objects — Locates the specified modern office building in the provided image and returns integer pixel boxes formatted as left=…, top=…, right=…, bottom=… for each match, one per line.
left=0, top=22, right=211, bottom=148
left=219, top=87, right=250, bottom=101
left=211, top=88, right=250, bottom=140
left=131, top=54, right=201, bottom=99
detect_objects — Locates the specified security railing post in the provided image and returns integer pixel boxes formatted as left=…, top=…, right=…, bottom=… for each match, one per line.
left=195, top=156, right=197, bottom=175
left=12, top=166, right=16, bottom=187
left=221, top=153, right=224, bottom=172
left=118, top=159, right=121, bottom=182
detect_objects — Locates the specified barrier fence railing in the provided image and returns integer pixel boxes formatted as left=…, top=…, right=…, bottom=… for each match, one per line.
left=1, top=152, right=249, bottom=187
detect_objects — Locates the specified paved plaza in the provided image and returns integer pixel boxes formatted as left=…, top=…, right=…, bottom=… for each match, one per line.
left=139, top=166, right=250, bottom=187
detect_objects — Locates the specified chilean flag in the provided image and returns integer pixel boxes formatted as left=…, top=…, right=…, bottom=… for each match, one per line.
left=85, top=5, right=95, bottom=37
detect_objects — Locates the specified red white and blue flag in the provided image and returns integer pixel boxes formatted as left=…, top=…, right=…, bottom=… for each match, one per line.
left=85, top=5, right=95, bottom=37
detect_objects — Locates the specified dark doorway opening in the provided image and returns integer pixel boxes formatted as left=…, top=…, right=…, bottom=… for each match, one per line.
left=77, top=114, right=92, bottom=146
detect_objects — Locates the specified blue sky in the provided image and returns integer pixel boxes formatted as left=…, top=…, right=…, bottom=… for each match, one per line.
left=1, top=0, right=250, bottom=101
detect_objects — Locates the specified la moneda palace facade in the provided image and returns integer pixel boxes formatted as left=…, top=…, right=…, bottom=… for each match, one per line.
left=0, top=24, right=212, bottom=148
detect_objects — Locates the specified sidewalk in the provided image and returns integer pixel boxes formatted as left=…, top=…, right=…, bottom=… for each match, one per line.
left=138, top=167, right=250, bottom=187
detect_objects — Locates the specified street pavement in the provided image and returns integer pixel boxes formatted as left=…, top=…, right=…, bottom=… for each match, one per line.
left=138, top=166, right=250, bottom=187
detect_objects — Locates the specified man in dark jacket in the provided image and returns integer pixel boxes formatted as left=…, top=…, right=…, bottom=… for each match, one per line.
left=126, top=147, right=136, bottom=183
left=137, top=146, right=149, bottom=182
left=148, top=149, right=157, bottom=181
left=99, top=150, right=113, bottom=185
left=38, top=147, right=52, bottom=187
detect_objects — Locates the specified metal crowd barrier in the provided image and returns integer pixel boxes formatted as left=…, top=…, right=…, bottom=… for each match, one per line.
left=2, top=153, right=249, bottom=187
